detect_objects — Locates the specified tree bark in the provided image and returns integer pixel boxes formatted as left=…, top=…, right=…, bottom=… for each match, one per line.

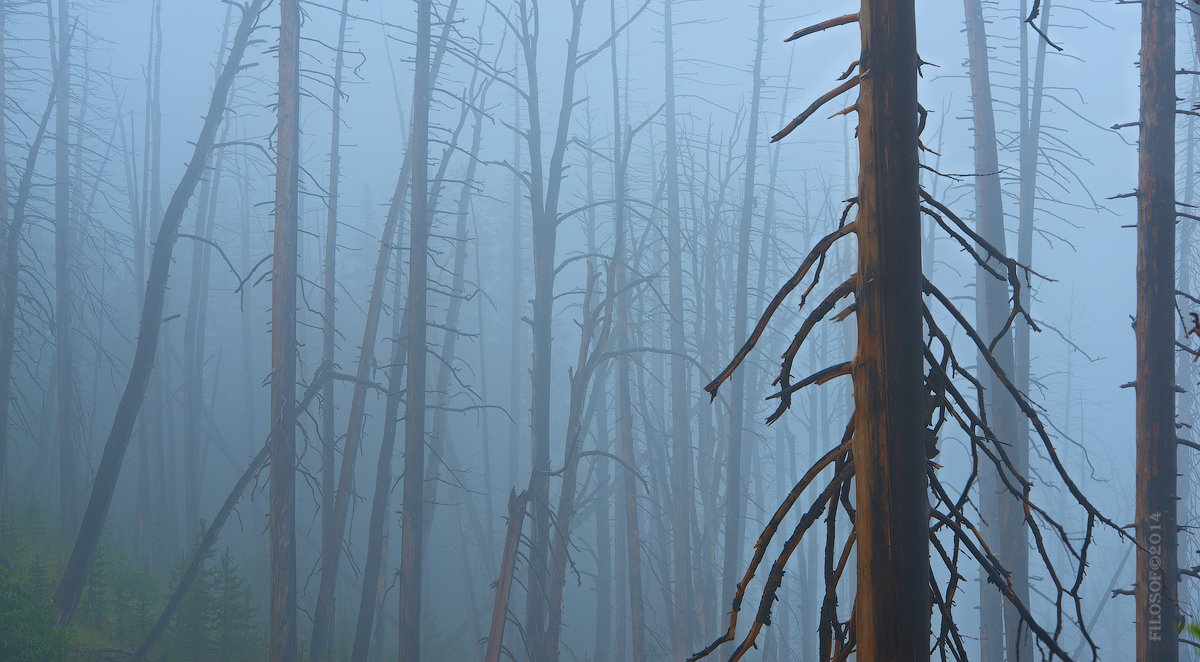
left=316, top=5, right=349, bottom=654
left=516, top=1, right=587, bottom=655
left=269, top=1, right=301, bottom=661
left=398, top=2, right=432, bottom=659
left=1135, top=1, right=1178, bottom=660
left=852, top=1, right=929, bottom=658
left=309, top=2, right=350, bottom=658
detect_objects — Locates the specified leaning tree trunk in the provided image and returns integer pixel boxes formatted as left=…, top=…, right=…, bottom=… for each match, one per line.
left=398, top=1, right=431, bottom=660
left=269, top=1, right=301, bottom=661
left=349, top=238, right=409, bottom=662
left=852, top=1, right=929, bottom=658
left=51, top=0, right=262, bottom=627
left=962, top=2, right=1027, bottom=660
left=1135, top=0, right=1177, bottom=660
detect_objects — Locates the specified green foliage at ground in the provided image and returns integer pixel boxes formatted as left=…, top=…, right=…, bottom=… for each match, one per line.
left=0, top=499, right=264, bottom=662
left=0, top=570, right=72, bottom=662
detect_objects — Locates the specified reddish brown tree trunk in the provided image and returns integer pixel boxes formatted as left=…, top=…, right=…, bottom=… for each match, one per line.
left=1135, top=1, right=1177, bottom=660
left=852, top=1, right=929, bottom=658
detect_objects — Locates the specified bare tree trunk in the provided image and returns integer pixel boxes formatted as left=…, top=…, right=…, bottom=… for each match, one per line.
left=51, top=0, right=261, bottom=627
left=485, top=491, right=531, bottom=662
left=309, top=2, right=350, bottom=657
left=1135, top=1, right=1178, bottom=660
left=310, top=6, right=455, bottom=650
left=852, top=1, right=929, bottom=658
left=721, top=1, right=766, bottom=633
left=662, top=3, right=695, bottom=655
left=509, top=42, right=524, bottom=496
left=53, top=0, right=77, bottom=539
left=422, top=71, right=487, bottom=544
left=318, top=6, right=349, bottom=651
left=269, top=1, right=301, bottom=661
left=515, top=1, right=587, bottom=655
left=349, top=185, right=409, bottom=662
left=0, top=1, right=7, bottom=505
left=608, top=4, right=644, bottom=659
left=962, top=2, right=1027, bottom=660
left=398, top=2, right=432, bottom=659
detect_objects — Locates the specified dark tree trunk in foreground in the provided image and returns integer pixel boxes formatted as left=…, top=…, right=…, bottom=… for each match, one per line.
left=1135, top=0, right=1177, bottom=660
left=52, top=0, right=262, bottom=627
left=270, top=1, right=301, bottom=660
left=398, top=1, right=431, bottom=659
left=852, top=1, right=929, bottom=657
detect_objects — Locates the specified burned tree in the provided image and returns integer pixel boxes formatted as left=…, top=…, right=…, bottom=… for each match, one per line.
left=51, top=0, right=265, bottom=627
left=268, top=1, right=301, bottom=661
left=693, top=2, right=1122, bottom=661
left=1134, top=0, right=1177, bottom=659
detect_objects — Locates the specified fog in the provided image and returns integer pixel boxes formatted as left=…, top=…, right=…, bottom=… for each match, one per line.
left=0, top=0, right=1184, bottom=660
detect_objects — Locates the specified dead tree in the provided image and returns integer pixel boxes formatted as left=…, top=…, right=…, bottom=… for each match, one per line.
left=51, top=0, right=264, bottom=627
left=310, top=1, right=350, bottom=658
left=1134, top=0, right=1177, bottom=659
left=0, top=42, right=60, bottom=509
left=53, top=0, right=77, bottom=538
left=183, top=7, right=234, bottom=536
left=269, top=1, right=301, bottom=660
left=398, top=1, right=432, bottom=659
left=721, top=0, right=767, bottom=626
left=692, top=4, right=1123, bottom=661
left=317, top=0, right=348, bottom=649
left=309, top=5, right=456, bottom=652
left=963, top=1, right=1028, bottom=659
left=349, top=230, right=408, bottom=662
left=663, top=2, right=696, bottom=655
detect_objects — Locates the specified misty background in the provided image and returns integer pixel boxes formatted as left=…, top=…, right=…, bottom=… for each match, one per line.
left=0, top=0, right=1175, bottom=660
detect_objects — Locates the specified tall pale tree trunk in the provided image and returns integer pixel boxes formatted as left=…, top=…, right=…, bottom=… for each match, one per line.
left=350, top=222, right=408, bottom=662
left=852, top=1, right=929, bottom=658
left=962, top=2, right=1027, bottom=660
left=318, top=0, right=348, bottom=636
left=54, top=0, right=77, bottom=539
left=662, top=3, right=695, bottom=655
left=398, top=2, right=432, bottom=659
left=310, top=2, right=350, bottom=657
left=269, top=1, right=301, bottom=660
left=1135, top=1, right=1177, bottom=660
left=0, top=45, right=58, bottom=511
left=722, top=1, right=766, bottom=632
